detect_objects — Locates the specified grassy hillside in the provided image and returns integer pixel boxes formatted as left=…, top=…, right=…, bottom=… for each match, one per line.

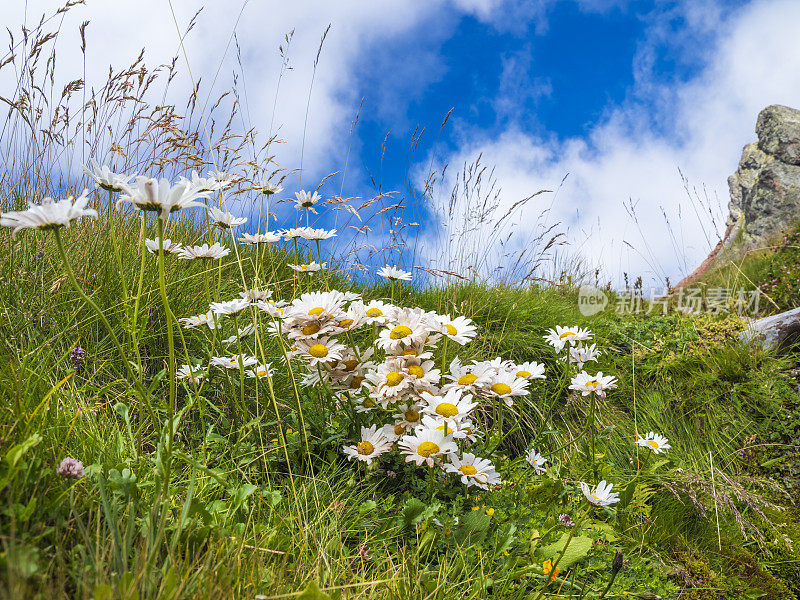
left=1, top=206, right=799, bottom=600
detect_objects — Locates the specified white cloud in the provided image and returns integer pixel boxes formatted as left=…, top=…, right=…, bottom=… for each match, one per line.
left=420, top=0, right=800, bottom=287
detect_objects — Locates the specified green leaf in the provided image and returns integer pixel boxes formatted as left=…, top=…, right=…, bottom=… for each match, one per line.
left=297, top=580, right=331, bottom=599
left=402, top=498, right=426, bottom=527
left=93, top=584, right=113, bottom=600
left=493, top=523, right=516, bottom=557
left=539, top=533, right=593, bottom=571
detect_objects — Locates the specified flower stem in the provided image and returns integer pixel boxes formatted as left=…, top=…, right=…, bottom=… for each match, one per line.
left=156, top=219, right=177, bottom=446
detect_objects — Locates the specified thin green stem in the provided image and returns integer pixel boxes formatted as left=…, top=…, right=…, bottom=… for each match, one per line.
left=156, top=219, right=177, bottom=455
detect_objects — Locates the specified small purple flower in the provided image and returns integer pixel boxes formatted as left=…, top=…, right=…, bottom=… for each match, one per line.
left=69, top=346, right=86, bottom=369
left=559, top=513, right=575, bottom=527
left=57, top=457, right=84, bottom=479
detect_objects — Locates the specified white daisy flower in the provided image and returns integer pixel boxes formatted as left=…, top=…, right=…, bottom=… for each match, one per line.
left=365, top=359, right=415, bottom=402
left=245, top=363, right=275, bottom=379
left=398, top=428, right=457, bottom=467
left=176, top=364, right=205, bottom=384
left=393, top=403, right=424, bottom=429
left=421, top=388, right=477, bottom=422
left=210, top=354, right=258, bottom=370
left=482, top=371, right=529, bottom=406
left=636, top=431, right=671, bottom=454
left=580, top=480, right=620, bottom=507
left=512, top=361, right=547, bottom=380
left=362, top=300, right=394, bottom=324
left=442, top=357, right=491, bottom=394
left=117, top=176, right=210, bottom=220
left=259, top=182, right=283, bottom=195
left=180, top=311, right=222, bottom=330
left=343, top=425, right=392, bottom=465
left=377, top=265, right=412, bottom=281
left=288, top=262, right=324, bottom=273
left=569, top=371, right=618, bottom=398
left=414, top=414, right=462, bottom=438
left=284, top=291, right=347, bottom=325
left=294, top=190, right=321, bottom=211
left=221, top=324, right=256, bottom=344
left=293, top=336, right=346, bottom=367
left=210, top=298, right=250, bottom=316
left=281, top=227, right=305, bottom=240
left=526, top=449, right=548, bottom=474
left=544, top=326, right=592, bottom=352
left=376, top=308, right=432, bottom=353
left=298, top=227, right=336, bottom=241
left=1, top=191, right=97, bottom=236
left=438, top=315, right=477, bottom=345
left=239, top=288, right=273, bottom=302
left=240, top=231, right=282, bottom=245
left=83, top=159, right=135, bottom=192
left=180, top=170, right=232, bottom=193
left=179, top=243, right=230, bottom=260
left=145, top=237, right=183, bottom=255
left=445, top=453, right=501, bottom=490
left=381, top=422, right=407, bottom=442
left=208, top=207, right=247, bottom=229
left=568, top=344, right=601, bottom=369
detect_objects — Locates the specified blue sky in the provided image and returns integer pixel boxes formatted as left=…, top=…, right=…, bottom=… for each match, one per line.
left=6, top=0, right=800, bottom=287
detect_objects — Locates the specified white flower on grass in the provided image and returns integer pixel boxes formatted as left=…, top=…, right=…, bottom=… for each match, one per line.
left=177, top=364, right=205, bottom=384
left=445, top=453, right=501, bottom=490
left=211, top=354, right=258, bottom=370
left=83, top=159, right=135, bottom=192
left=208, top=207, right=247, bottom=229
left=222, top=324, right=256, bottom=344
left=377, top=265, right=412, bottom=281
left=354, top=396, right=378, bottom=413
left=294, top=190, right=321, bottom=211
left=210, top=298, right=250, bottom=316
left=376, top=308, right=432, bottom=353
left=285, top=290, right=347, bottom=325
left=181, top=170, right=233, bottom=193
left=298, top=227, right=336, bottom=241
left=343, top=425, right=392, bottom=465
left=145, top=237, right=183, bottom=255
left=399, top=427, right=457, bottom=467
left=179, top=243, right=230, bottom=260
left=442, top=357, right=490, bottom=394
left=240, top=288, right=272, bottom=302
left=544, top=325, right=592, bottom=352
left=240, top=231, right=282, bottom=245
left=421, top=389, right=477, bottom=423
left=526, top=449, right=548, bottom=474
left=180, top=311, right=222, bottom=330
left=255, top=299, right=287, bottom=318
left=117, top=176, right=211, bottom=220
left=393, top=403, right=423, bottom=429
left=415, top=414, right=461, bottom=438
left=438, top=315, right=477, bottom=345
left=362, top=300, right=394, bottom=324
left=636, top=432, right=671, bottom=454
left=365, top=359, right=414, bottom=402
left=259, top=182, right=283, bottom=195
left=569, top=371, right=618, bottom=398
left=580, top=480, right=620, bottom=507
left=380, top=423, right=407, bottom=442
left=288, top=262, right=324, bottom=273
left=568, top=344, right=601, bottom=369
left=245, top=363, right=275, bottom=379
left=281, top=227, right=305, bottom=240
left=512, top=361, right=547, bottom=380
left=483, top=371, right=529, bottom=406
left=1, top=192, right=97, bottom=236
left=293, top=336, right=346, bottom=367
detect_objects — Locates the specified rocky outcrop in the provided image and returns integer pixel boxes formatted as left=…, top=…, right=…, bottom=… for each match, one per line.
left=739, top=306, right=800, bottom=353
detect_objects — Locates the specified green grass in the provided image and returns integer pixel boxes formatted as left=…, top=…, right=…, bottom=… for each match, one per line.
left=1, top=210, right=800, bottom=600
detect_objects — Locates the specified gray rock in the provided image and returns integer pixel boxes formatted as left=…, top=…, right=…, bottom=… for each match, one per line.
left=757, top=104, right=800, bottom=166
left=739, top=306, right=800, bottom=352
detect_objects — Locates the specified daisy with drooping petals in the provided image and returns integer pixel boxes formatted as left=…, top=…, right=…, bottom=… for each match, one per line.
left=636, top=431, right=671, bottom=454
left=209, top=207, right=247, bottom=229
left=343, top=425, right=393, bottom=464
left=83, top=159, right=135, bottom=192
left=180, top=170, right=232, bottom=193
left=377, top=265, right=412, bottom=281
left=179, top=243, right=230, bottom=260
left=482, top=371, right=529, bottom=406
left=421, top=388, right=477, bottom=423
left=438, top=315, right=477, bottom=345
left=176, top=364, right=205, bottom=384
left=354, top=396, right=378, bottom=413
left=222, top=324, right=256, bottom=344
left=568, top=343, right=600, bottom=369
left=444, top=453, right=501, bottom=490
left=210, top=298, right=250, bottom=316
left=526, top=449, right=548, bottom=474
left=580, top=480, right=620, bottom=507
left=145, top=238, right=183, bottom=255
left=544, top=325, right=592, bottom=352
left=399, top=427, right=457, bottom=467
left=293, top=336, right=346, bottom=367
left=259, top=182, right=283, bottom=195
left=240, top=288, right=272, bottom=302
left=180, top=311, right=222, bottom=330
left=1, top=191, right=98, bottom=236
left=365, top=359, right=414, bottom=403
left=294, top=190, right=321, bottom=211
left=240, top=231, right=282, bottom=245
left=569, top=371, right=617, bottom=398
left=117, top=176, right=210, bottom=220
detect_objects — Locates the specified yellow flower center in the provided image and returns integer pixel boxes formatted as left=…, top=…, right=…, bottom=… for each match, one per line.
left=417, top=441, right=440, bottom=457
left=491, top=382, right=512, bottom=396
left=458, top=374, right=478, bottom=385
left=436, top=402, right=459, bottom=418
left=590, top=493, right=600, bottom=501
left=349, top=376, right=365, bottom=389
left=559, top=331, right=576, bottom=339
left=459, top=464, right=478, bottom=476
left=445, top=324, right=457, bottom=336
left=405, top=409, right=420, bottom=422
left=390, top=325, right=413, bottom=339
left=308, top=306, right=325, bottom=316
left=386, top=371, right=404, bottom=386
left=647, top=440, right=660, bottom=449
left=516, top=370, right=531, bottom=378
left=400, top=348, right=419, bottom=356
left=309, top=344, right=328, bottom=358
left=366, top=308, right=383, bottom=318
left=394, top=424, right=406, bottom=435
left=407, top=364, right=425, bottom=378
left=339, top=318, right=354, bottom=328
left=256, top=369, right=268, bottom=377
left=302, top=323, right=321, bottom=336
left=356, top=441, right=374, bottom=455
left=587, top=380, right=600, bottom=388
left=343, top=359, right=359, bottom=371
